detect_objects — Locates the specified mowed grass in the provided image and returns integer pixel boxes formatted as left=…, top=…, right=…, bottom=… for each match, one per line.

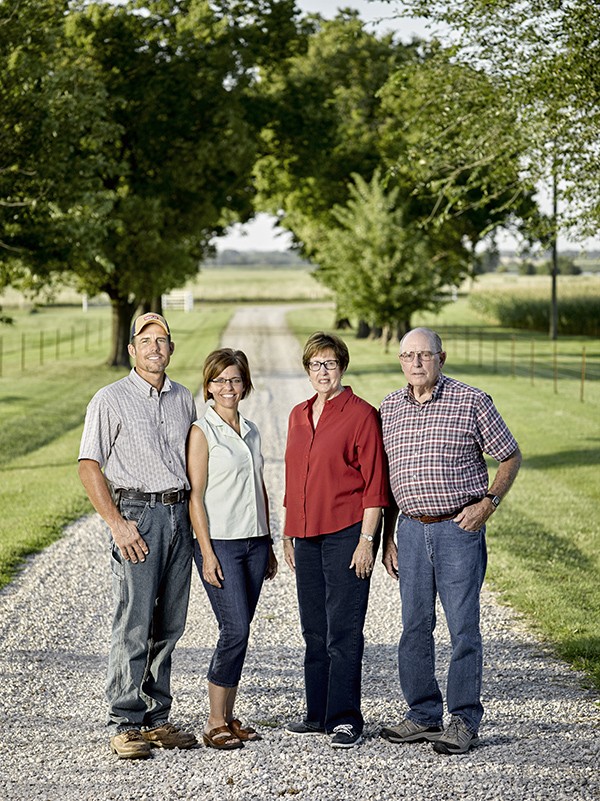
left=287, top=304, right=600, bottom=691
left=0, top=304, right=233, bottom=583
left=1, top=274, right=599, bottom=692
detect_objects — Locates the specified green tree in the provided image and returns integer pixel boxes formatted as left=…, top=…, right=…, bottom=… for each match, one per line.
left=378, top=46, right=541, bottom=274
left=2, top=0, right=302, bottom=364
left=315, top=170, right=469, bottom=343
left=390, top=0, right=600, bottom=237
left=0, top=0, right=115, bottom=294
left=254, top=10, right=418, bottom=258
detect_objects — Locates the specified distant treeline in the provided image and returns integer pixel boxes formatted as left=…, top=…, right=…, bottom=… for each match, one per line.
left=207, top=250, right=310, bottom=267
left=208, top=248, right=599, bottom=269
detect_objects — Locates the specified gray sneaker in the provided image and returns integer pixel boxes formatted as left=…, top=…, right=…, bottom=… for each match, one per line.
left=433, top=716, right=479, bottom=754
left=380, top=718, right=443, bottom=744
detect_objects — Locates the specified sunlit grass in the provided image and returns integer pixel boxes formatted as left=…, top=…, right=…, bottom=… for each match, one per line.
left=0, top=305, right=233, bottom=585
left=287, top=305, right=600, bottom=691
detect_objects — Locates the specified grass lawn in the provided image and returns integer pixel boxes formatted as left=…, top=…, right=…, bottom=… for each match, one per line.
left=0, top=304, right=233, bottom=583
left=0, top=280, right=598, bottom=693
left=286, top=304, right=600, bottom=692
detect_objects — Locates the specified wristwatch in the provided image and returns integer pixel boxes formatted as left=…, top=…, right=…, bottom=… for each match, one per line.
left=485, top=493, right=501, bottom=509
left=361, top=533, right=374, bottom=542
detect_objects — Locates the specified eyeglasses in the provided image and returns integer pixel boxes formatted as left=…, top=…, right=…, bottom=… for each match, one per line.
left=307, top=359, right=339, bottom=372
left=210, top=377, right=243, bottom=385
left=399, top=351, right=441, bottom=363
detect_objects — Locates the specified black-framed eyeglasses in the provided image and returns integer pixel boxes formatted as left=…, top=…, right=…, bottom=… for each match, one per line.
left=210, top=377, right=243, bottom=385
left=399, top=351, right=441, bottom=363
left=308, top=359, right=339, bottom=372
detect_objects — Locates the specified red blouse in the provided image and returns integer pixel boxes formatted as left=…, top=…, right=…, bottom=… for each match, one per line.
left=283, top=387, right=389, bottom=538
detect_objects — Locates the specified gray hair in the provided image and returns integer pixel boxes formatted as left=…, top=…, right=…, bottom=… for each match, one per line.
left=399, top=327, right=443, bottom=353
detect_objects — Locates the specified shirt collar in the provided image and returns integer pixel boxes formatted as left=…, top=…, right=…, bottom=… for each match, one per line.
left=303, top=386, right=354, bottom=412
left=128, top=367, right=171, bottom=397
left=205, top=404, right=251, bottom=438
left=403, top=373, right=446, bottom=404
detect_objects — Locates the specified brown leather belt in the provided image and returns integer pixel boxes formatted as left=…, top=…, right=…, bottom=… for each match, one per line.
left=409, top=512, right=457, bottom=524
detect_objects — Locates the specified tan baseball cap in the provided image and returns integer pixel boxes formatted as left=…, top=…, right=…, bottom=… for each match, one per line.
left=130, top=312, right=171, bottom=340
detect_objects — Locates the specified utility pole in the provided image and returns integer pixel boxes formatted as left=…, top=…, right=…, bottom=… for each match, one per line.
left=550, top=171, right=558, bottom=341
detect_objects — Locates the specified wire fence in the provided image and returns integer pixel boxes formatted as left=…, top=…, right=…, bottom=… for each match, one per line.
left=432, top=327, right=599, bottom=404
left=1, top=317, right=598, bottom=403
left=0, top=318, right=109, bottom=377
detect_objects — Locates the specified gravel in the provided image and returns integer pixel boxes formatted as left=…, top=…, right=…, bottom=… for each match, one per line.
left=0, top=305, right=598, bottom=801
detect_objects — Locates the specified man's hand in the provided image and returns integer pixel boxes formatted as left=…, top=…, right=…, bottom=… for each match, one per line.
left=110, top=518, right=149, bottom=564
left=454, top=500, right=493, bottom=532
left=382, top=538, right=399, bottom=580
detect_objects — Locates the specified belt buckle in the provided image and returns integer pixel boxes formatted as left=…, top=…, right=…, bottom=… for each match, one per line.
left=161, top=491, right=178, bottom=505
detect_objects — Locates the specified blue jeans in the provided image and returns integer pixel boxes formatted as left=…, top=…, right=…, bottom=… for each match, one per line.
left=294, top=522, right=370, bottom=734
left=396, top=515, right=487, bottom=733
left=194, top=537, right=269, bottom=687
left=106, top=498, right=193, bottom=735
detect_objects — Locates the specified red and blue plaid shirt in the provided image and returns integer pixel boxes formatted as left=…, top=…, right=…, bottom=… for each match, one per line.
left=380, top=374, right=518, bottom=517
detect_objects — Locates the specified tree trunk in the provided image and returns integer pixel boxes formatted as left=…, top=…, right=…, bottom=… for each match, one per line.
left=395, top=319, right=411, bottom=342
left=382, top=324, right=392, bottom=352
left=356, top=319, right=370, bottom=339
left=107, top=296, right=137, bottom=367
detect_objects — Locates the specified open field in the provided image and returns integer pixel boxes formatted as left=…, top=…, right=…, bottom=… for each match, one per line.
left=287, top=304, right=600, bottom=690
left=0, top=305, right=233, bottom=582
left=0, top=270, right=598, bottom=689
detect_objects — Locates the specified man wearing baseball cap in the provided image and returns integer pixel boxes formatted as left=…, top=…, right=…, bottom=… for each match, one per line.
left=78, top=311, right=198, bottom=758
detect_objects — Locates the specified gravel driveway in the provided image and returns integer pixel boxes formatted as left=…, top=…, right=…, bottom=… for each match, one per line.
left=0, top=305, right=598, bottom=801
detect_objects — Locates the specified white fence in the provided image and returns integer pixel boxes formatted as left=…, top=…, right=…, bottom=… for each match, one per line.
left=161, top=290, right=194, bottom=312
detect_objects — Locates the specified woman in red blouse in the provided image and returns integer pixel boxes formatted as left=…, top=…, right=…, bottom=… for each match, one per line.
left=283, top=331, right=388, bottom=748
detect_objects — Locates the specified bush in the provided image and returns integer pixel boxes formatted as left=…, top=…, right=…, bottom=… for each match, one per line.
left=469, top=293, right=600, bottom=336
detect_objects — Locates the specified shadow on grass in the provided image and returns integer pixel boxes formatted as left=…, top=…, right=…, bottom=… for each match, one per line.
left=523, top=449, right=600, bottom=468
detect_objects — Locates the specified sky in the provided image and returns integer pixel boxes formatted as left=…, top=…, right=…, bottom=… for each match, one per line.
left=215, top=1, right=596, bottom=254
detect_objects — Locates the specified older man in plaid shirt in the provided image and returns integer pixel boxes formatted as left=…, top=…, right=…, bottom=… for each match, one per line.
left=379, top=327, right=521, bottom=755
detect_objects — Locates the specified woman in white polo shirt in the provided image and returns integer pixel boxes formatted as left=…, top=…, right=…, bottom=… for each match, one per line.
left=187, top=348, right=277, bottom=750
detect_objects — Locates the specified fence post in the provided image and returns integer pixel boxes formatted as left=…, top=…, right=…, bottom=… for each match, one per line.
left=511, top=336, right=515, bottom=378
left=530, top=339, right=535, bottom=385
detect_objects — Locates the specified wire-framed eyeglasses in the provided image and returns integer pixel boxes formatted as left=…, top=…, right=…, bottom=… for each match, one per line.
left=399, top=351, right=441, bottom=363
left=210, top=377, right=243, bottom=385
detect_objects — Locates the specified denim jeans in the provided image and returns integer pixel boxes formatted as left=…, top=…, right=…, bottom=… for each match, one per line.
left=194, top=536, right=269, bottom=687
left=396, top=515, right=487, bottom=733
left=106, top=498, right=193, bottom=735
left=294, top=522, right=370, bottom=734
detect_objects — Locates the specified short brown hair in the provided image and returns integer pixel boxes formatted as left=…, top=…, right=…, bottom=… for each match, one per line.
left=302, top=331, right=349, bottom=373
left=202, top=348, right=253, bottom=401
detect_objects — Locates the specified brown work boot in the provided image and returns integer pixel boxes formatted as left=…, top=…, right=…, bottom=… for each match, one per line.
left=110, top=729, right=152, bottom=759
left=141, top=722, right=198, bottom=749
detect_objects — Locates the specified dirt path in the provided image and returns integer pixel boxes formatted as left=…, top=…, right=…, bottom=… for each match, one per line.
left=0, top=305, right=597, bottom=801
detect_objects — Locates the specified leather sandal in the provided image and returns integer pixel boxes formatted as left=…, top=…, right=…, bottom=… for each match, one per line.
left=202, top=725, right=244, bottom=750
left=228, top=718, right=262, bottom=741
